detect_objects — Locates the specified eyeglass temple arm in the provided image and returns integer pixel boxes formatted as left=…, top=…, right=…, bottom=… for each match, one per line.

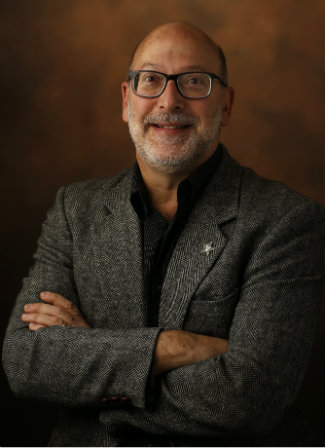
left=210, top=73, right=228, bottom=88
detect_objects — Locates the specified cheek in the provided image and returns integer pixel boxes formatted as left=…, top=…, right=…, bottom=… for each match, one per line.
left=188, top=101, right=216, bottom=121
left=128, top=96, right=155, bottom=119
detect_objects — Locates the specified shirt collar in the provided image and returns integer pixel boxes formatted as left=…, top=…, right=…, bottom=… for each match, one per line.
left=130, top=143, right=223, bottom=219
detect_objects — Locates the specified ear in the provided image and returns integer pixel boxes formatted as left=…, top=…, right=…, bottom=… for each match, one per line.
left=221, top=87, right=234, bottom=127
left=121, top=81, right=129, bottom=123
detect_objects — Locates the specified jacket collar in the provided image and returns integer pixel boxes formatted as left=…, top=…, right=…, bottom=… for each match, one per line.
left=102, top=144, right=240, bottom=223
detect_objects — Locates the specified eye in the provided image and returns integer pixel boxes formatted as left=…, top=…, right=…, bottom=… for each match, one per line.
left=187, top=76, right=201, bottom=85
left=182, top=74, right=205, bottom=86
left=142, top=73, right=158, bottom=83
left=179, top=73, right=210, bottom=93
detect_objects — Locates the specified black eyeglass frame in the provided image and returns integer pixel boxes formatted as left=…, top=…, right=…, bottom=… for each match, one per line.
left=127, top=70, right=228, bottom=99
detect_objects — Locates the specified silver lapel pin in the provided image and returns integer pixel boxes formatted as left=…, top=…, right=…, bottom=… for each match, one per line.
left=201, top=241, right=215, bottom=255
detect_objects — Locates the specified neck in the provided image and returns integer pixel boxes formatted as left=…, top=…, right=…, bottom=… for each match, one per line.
left=137, top=160, right=186, bottom=221
left=136, top=143, right=219, bottom=221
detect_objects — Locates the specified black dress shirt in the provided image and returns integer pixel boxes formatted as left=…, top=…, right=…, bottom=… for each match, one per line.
left=130, top=144, right=223, bottom=326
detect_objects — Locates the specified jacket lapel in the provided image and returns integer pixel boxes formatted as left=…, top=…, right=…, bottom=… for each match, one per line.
left=91, top=170, right=146, bottom=327
left=90, top=148, right=241, bottom=329
left=159, top=150, right=241, bottom=329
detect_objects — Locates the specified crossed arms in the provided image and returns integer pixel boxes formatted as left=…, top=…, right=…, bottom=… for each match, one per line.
left=21, top=291, right=229, bottom=376
left=3, top=183, right=324, bottom=442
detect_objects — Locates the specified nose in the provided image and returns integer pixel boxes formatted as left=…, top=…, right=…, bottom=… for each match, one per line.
left=156, top=79, right=184, bottom=112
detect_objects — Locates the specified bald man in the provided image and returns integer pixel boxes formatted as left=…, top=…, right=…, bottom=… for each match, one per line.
left=3, top=22, right=324, bottom=446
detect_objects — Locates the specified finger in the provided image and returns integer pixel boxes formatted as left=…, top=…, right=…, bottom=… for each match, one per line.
left=21, top=312, right=66, bottom=327
left=36, top=292, right=91, bottom=329
left=24, top=303, right=72, bottom=322
left=29, top=323, right=46, bottom=331
left=24, top=302, right=56, bottom=314
left=40, top=291, right=75, bottom=311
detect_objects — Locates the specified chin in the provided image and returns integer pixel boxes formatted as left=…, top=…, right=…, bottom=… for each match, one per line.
left=137, top=147, right=205, bottom=175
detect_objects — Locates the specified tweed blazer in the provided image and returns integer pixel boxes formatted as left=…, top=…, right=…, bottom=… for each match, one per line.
left=3, top=146, right=324, bottom=446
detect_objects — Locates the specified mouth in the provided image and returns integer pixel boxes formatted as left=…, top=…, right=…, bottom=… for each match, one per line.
left=152, top=123, right=190, bottom=129
left=149, top=123, right=192, bottom=133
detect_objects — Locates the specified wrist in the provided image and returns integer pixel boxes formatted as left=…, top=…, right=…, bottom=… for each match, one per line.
left=153, top=330, right=193, bottom=375
left=153, top=330, right=229, bottom=375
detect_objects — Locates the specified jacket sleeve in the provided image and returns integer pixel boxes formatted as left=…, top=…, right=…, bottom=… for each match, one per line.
left=99, top=200, right=324, bottom=441
left=2, top=187, right=161, bottom=410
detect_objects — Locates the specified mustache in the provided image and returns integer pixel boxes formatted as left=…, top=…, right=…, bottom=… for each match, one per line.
left=143, top=113, right=198, bottom=125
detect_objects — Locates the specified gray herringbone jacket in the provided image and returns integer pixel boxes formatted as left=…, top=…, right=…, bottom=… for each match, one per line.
left=3, top=146, right=324, bottom=446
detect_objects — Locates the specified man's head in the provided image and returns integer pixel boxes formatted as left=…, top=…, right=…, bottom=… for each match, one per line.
left=121, top=22, right=234, bottom=176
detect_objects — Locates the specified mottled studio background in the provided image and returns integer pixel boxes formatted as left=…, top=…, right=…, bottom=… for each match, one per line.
left=0, top=0, right=324, bottom=445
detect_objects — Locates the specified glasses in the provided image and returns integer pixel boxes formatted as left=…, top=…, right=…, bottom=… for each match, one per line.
left=128, top=70, right=227, bottom=99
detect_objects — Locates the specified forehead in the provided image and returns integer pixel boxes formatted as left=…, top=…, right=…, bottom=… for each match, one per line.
left=132, top=28, right=221, bottom=74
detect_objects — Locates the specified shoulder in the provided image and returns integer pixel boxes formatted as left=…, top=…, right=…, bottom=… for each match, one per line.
left=214, top=146, right=324, bottom=236
left=63, top=167, right=133, bottom=200
left=239, top=164, right=324, bottom=225
left=55, top=167, right=133, bottom=209
left=46, top=167, right=134, bottom=226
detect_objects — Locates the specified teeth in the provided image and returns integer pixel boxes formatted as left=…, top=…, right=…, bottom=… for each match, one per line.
left=156, top=125, right=184, bottom=129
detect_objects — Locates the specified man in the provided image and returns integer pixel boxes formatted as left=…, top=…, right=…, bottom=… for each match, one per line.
left=2, top=22, right=324, bottom=446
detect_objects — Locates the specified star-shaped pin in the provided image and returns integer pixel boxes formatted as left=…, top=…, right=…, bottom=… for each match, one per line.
left=201, top=241, right=215, bottom=255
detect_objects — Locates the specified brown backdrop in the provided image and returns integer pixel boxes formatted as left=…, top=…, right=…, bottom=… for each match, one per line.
left=1, top=0, right=324, bottom=445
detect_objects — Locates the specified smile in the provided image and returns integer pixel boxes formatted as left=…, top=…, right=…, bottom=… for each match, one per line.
left=151, top=123, right=191, bottom=129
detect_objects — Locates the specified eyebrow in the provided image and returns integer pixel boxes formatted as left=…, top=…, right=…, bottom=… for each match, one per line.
left=138, top=62, right=210, bottom=72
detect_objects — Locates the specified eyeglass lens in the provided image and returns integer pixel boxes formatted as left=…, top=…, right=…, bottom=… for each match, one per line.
left=132, top=72, right=211, bottom=98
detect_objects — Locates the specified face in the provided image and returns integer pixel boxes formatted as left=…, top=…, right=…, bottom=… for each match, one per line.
left=122, top=26, right=233, bottom=175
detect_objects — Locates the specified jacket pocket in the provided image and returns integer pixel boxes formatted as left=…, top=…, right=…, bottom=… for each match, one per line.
left=183, top=289, right=239, bottom=337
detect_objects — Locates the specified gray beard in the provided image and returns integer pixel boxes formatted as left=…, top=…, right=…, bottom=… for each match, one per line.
left=127, top=107, right=223, bottom=174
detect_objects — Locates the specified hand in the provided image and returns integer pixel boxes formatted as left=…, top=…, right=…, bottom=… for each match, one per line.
left=154, top=330, right=228, bottom=375
left=21, top=291, right=91, bottom=331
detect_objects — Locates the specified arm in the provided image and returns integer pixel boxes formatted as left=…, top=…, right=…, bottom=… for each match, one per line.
left=4, top=184, right=228, bottom=412
left=21, top=292, right=229, bottom=374
left=97, top=200, right=324, bottom=442
left=3, top=185, right=324, bottom=441
left=153, top=329, right=228, bottom=375
left=2, top=187, right=161, bottom=409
